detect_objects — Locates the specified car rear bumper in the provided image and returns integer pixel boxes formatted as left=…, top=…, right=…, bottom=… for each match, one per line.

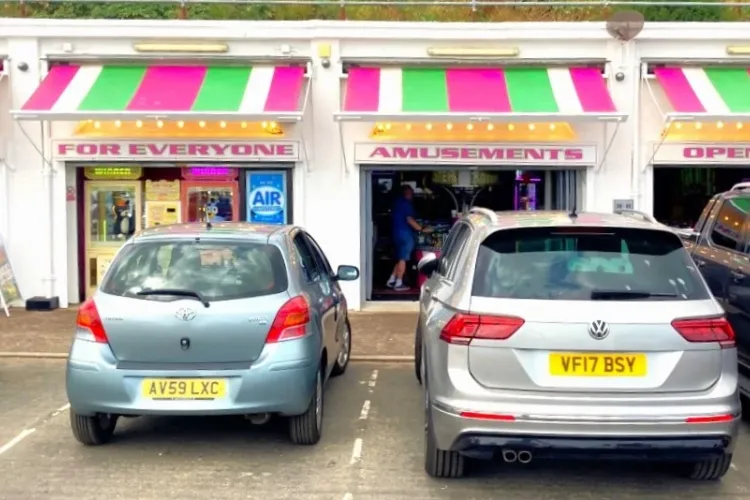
left=431, top=404, right=739, bottom=461
left=66, top=338, right=319, bottom=417
left=451, top=433, right=733, bottom=461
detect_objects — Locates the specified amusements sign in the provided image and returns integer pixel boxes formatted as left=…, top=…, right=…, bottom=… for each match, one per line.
left=354, top=143, right=597, bottom=165
left=0, top=234, right=22, bottom=317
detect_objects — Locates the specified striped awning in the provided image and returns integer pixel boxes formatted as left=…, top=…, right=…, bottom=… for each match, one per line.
left=12, top=64, right=308, bottom=121
left=654, top=66, right=750, bottom=120
left=336, top=66, right=625, bottom=123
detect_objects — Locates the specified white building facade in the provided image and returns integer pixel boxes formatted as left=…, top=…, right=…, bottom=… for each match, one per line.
left=0, top=19, right=746, bottom=310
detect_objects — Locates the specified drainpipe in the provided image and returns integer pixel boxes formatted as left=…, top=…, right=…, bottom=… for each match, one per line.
left=40, top=120, right=57, bottom=302
left=630, top=43, right=641, bottom=211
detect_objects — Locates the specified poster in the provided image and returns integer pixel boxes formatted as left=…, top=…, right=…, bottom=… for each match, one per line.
left=246, top=171, right=287, bottom=225
left=0, top=234, right=22, bottom=316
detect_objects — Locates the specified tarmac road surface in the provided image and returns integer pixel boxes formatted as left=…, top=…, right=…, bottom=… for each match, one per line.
left=3, top=360, right=750, bottom=500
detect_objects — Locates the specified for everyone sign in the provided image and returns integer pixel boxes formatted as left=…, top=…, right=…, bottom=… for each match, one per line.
left=52, top=140, right=301, bottom=162
left=354, top=143, right=597, bottom=165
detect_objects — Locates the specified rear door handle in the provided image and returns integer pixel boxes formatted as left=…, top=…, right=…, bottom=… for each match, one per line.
left=694, top=259, right=706, bottom=267
left=732, top=271, right=745, bottom=283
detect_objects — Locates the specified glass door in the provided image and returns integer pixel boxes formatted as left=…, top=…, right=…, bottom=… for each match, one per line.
left=84, top=180, right=142, bottom=298
left=181, top=181, right=240, bottom=223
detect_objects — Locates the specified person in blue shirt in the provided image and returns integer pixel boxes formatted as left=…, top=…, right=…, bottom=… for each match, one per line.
left=387, top=184, right=432, bottom=291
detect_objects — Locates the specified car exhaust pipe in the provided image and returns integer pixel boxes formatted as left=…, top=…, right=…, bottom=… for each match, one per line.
left=501, top=449, right=518, bottom=463
left=246, top=413, right=271, bottom=425
left=517, top=451, right=533, bottom=464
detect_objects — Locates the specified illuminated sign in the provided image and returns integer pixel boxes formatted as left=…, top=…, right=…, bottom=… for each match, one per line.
left=189, top=167, right=232, bottom=176
left=83, top=166, right=142, bottom=180
left=652, top=143, right=750, bottom=164
left=354, top=143, right=597, bottom=165
left=53, top=140, right=300, bottom=162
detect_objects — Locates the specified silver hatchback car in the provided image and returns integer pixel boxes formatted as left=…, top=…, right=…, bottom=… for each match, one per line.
left=416, top=209, right=739, bottom=480
left=67, top=222, right=359, bottom=446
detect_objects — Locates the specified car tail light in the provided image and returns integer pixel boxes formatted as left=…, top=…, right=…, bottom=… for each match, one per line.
left=76, top=298, right=108, bottom=344
left=685, top=414, right=735, bottom=424
left=459, top=411, right=516, bottom=422
left=265, top=296, right=311, bottom=343
left=439, top=313, right=524, bottom=345
left=671, top=316, right=735, bottom=348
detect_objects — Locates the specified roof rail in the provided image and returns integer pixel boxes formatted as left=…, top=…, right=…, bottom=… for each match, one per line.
left=614, top=209, right=657, bottom=224
left=469, top=207, right=498, bottom=223
left=731, top=182, right=750, bottom=191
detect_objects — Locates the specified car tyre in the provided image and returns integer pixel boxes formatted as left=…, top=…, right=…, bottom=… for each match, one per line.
left=289, top=365, right=323, bottom=445
left=70, top=411, right=118, bottom=446
left=424, top=381, right=464, bottom=477
left=331, top=319, right=352, bottom=377
left=684, top=454, right=733, bottom=480
left=414, top=326, right=423, bottom=385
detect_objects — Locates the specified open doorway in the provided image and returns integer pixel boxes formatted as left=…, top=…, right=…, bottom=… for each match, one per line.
left=363, top=167, right=584, bottom=301
left=653, top=167, right=750, bottom=227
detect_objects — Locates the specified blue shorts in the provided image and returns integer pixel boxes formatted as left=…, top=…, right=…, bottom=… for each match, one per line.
left=394, top=234, right=416, bottom=261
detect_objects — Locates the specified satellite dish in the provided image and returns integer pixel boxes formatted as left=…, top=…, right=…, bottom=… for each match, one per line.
left=606, top=11, right=645, bottom=41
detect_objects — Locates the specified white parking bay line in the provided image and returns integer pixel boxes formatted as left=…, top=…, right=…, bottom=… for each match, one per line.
left=342, top=493, right=354, bottom=500
left=368, top=370, right=378, bottom=392
left=350, top=438, right=363, bottom=465
left=0, top=428, right=36, bottom=456
left=359, top=400, right=371, bottom=420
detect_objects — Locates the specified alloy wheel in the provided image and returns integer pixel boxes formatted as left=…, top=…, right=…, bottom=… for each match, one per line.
left=337, top=324, right=350, bottom=367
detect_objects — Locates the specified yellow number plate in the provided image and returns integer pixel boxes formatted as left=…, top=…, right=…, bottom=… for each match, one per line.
left=141, top=379, right=227, bottom=400
left=549, top=353, right=647, bottom=377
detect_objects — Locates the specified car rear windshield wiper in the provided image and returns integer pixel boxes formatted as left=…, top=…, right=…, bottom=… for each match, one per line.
left=136, top=289, right=211, bottom=308
left=590, top=290, right=678, bottom=300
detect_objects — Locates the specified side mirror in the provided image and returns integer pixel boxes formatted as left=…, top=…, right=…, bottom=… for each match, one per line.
left=417, top=252, right=439, bottom=276
left=334, top=265, right=360, bottom=281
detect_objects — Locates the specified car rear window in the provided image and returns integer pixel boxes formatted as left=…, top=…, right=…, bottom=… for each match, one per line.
left=100, top=240, right=288, bottom=301
left=472, top=227, right=709, bottom=301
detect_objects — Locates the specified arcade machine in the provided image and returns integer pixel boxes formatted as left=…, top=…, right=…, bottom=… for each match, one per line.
left=181, top=166, right=240, bottom=223
left=514, top=170, right=541, bottom=211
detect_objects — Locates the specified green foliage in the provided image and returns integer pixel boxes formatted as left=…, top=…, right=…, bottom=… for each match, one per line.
left=3, top=0, right=748, bottom=22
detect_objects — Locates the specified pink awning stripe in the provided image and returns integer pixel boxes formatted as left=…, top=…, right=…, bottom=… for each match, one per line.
left=653, top=67, right=706, bottom=113
left=446, top=68, right=511, bottom=112
left=127, top=66, right=207, bottom=111
left=22, top=65, right=80, bottom=111
left=264, top=66, right=306, bottom=112
left=569, top=67, right=616, bottom=113
left=344, top=67, right=380, bottom=112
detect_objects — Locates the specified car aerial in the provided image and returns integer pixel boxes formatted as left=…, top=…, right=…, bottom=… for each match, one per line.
left=677, top=183, right=750, bottom=421
left=415, top=208, right=739, bottom=480
left=67, top=222, right=359, bottom=446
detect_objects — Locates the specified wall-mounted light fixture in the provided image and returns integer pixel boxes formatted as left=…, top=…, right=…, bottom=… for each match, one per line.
left=426, top=47, right=520, bottom=58
left=318, top=43, right=332, bottom=69
left=727, top=46, right=750, bottom=56
left=133, top=42, right=229, bottom=53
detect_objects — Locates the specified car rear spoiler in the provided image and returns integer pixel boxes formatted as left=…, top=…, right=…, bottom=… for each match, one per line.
left=613, top=209, right=657, bottom=224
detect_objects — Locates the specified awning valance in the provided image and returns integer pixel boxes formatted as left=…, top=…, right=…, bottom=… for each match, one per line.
left=335, top=66, right=625, bottom=123
left=12, top=64, right=308, bottom=122
left=654, top=66, right=750, bottom=121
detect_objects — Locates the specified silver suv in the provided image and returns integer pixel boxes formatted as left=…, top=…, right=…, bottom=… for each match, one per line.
left=415, top=209, right=739, bottom=480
